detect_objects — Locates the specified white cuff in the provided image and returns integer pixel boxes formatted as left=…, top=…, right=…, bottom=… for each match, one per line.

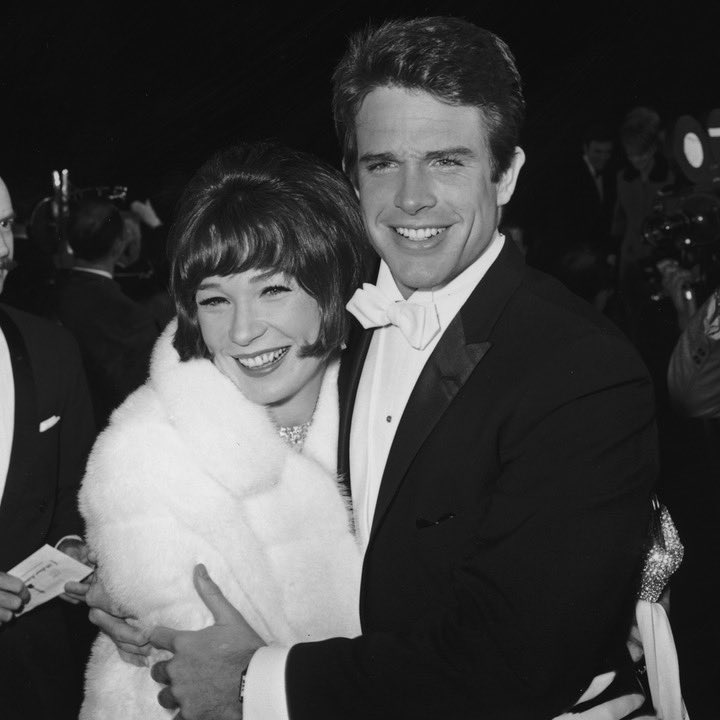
left=244, top=645, right=291, bottom=720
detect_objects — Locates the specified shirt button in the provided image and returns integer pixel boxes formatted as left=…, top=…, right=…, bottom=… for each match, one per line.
left=386, top=415, right=392, bottom=423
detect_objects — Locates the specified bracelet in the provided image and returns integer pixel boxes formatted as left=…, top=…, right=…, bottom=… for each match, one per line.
left=239, top=667, right=248, bottom=705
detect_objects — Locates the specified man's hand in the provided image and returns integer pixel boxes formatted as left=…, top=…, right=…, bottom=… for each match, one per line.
left=149, top=564, right=265, bottom=720
left=85, top=572, right=152, bottom=666
left=0, top=571, right=30, bottom=625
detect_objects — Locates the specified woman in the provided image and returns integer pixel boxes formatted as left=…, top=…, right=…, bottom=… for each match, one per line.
left=78, top=142, right=367, bottom=719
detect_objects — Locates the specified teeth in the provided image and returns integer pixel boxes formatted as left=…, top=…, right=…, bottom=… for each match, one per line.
left=394, top=226, right=446, bottom=239
left=236, top=347, right=288, bottom=369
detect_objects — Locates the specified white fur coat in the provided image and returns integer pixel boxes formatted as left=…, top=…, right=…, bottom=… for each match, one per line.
left=78, top=320, right=362, bottom=719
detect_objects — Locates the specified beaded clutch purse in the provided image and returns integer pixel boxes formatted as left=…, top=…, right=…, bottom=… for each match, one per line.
left=639, top=493, right=684, bottom=603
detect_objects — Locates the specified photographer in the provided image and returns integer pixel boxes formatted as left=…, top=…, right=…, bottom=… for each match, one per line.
left=661, top=259, right=720, bottom=419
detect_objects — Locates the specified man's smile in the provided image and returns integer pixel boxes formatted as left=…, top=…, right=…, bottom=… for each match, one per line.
left=393, top=226, right=448, bottom=239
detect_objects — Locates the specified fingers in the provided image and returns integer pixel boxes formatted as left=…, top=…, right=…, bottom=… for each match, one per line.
left=574, top=692, right=645, bottom=720
left=148, top=624, right=179, bottom=652
left=157, top=685, right=179, bottom=710
left=151, top=659, right=170, bottom=684
left=0, top=580, right=30, bottom=624
left=0, top=572, right=29, bottom=599
left=63, top=579, right=92, bottom=605
left=117, top=647, right=150, bottom=667
left=153, top=660, right=180, bottom=710
left=89, top=607, right=151, bottom=650
left=65, top=579, right=92, bottom=597
left=573, top=671, right=616, bottom=704
left=85, top=575, right=130, bottom=617
left=59, top=592, right=82, bottom=605
left=193, top=564, right=240, bottom=625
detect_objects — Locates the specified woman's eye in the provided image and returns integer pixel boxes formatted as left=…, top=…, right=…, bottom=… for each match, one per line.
left=262, top=285, right=290, bottom=297
left=197, top=296, right=227, bottom=307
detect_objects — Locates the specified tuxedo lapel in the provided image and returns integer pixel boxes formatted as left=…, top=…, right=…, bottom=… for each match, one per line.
left=337, top=320, right=373, bottom=496
left=369, top=239, right=526, bottom=539
left=370, top=319, right=490, bottom=537
left=0, top=306, right=38, bottom=516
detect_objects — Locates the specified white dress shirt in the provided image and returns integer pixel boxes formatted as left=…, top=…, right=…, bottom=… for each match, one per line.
left=245, top=232, right=505, bottom=719
left=0, top=328, right=14, bottom=502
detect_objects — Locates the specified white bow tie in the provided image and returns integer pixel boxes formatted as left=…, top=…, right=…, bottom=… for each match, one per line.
left=346, top=283, right=441, bottom=350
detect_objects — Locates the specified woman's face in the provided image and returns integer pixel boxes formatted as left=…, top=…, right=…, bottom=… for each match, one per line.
left=624, top=143, right=656, bottom=174
left=195, top=269, right=325, bottom=424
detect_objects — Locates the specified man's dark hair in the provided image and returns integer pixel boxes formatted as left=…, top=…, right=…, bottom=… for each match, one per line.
left=66, top=198, right=123, bottom=261
left=331, top=15, right=525, bottom=182
left=582, top=122, right=614, bottom=147
left=169, top=141, right=369, bottom=361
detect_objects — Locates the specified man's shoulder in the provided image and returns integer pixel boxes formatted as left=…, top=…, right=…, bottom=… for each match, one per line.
left=1, top=301, right=72, bottom=342
left=503, top=268, right=642, bottom=362
left=1, top=301, right=83, bottom=364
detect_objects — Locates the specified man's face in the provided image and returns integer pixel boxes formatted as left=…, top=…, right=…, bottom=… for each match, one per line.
left=0, top=178, right=15, bottom=295
left=585, top=140, right=613, bottom=174
left=353, top=87, right=524, bottom=298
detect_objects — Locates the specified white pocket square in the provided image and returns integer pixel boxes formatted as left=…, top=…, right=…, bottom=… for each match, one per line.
left=39, top=415, right=60, bottom=432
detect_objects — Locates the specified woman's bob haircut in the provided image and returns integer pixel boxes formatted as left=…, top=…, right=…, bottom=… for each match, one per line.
left=169, top=141, right=368, bottom=361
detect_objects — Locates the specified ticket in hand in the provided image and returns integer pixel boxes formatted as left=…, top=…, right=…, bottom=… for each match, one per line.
left=8, top=544, right=93, bottom=615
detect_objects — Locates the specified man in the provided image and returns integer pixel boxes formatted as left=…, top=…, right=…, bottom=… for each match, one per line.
left=529, top=122, right=617, bottom=276
left=0, top=175, right=97, bottom=719
left=49, top=197, right=162, bottom=429
left=85, top=17, right=657, bottom=719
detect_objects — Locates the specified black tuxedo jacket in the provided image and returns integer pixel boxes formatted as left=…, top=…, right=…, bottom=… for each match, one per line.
left=0, top=303, right=96, bottom=720
left=50, top=269, right=161, bottom=429
left=286, top=240, right=657, bottom=719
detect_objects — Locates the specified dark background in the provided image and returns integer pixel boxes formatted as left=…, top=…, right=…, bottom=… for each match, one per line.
left=3, top=0, right=720, bottom=221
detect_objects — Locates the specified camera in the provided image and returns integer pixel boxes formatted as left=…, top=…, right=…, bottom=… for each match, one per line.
left=641, top=109, right=720, bottom=306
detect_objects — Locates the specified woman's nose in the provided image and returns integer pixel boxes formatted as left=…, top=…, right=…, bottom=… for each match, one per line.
left=230, top=305, right=266, bottom=345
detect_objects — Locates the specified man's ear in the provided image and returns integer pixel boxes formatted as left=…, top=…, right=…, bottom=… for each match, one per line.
left=496, top=147, right=525, bottom=207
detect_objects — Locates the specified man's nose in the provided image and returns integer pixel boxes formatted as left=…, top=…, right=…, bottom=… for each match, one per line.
left=394, top=166, right=436, bottom=215
left=230, top=305, right=266, bottom=345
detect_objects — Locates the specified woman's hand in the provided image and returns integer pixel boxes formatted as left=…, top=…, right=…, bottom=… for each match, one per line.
left=85, top=572, right=153, bottom=666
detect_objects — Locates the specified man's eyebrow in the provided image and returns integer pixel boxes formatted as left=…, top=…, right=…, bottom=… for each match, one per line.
left=358, top=151, right=395, bottom=165
left=0, top=211, right=16, bottom=222
left=424, top=146, right=476, bottom=160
